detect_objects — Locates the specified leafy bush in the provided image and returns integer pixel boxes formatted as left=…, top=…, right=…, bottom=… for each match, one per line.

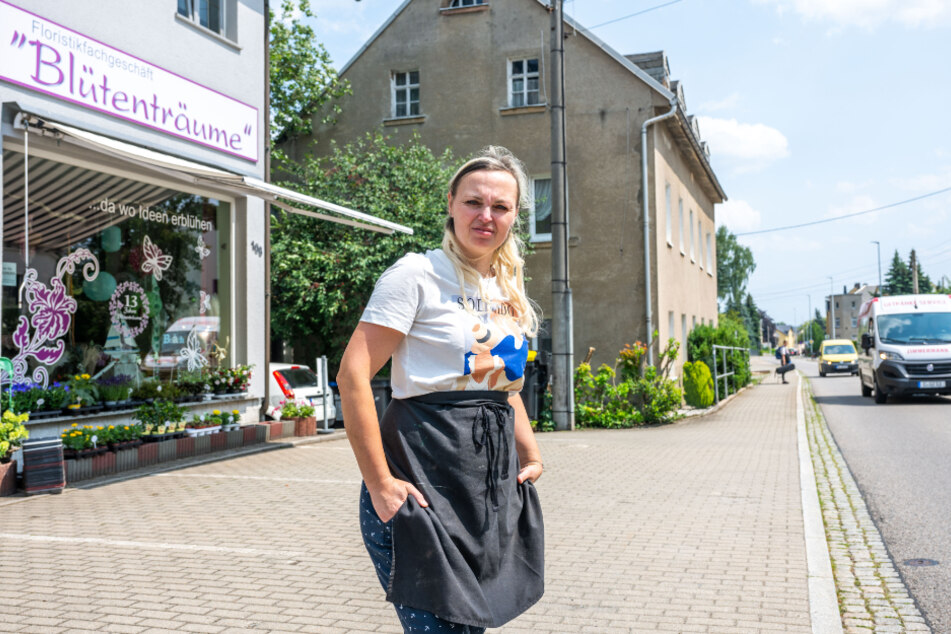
left=574, top=338, right=683, bottom=428
left=682, top=361, right=714, bottom=408
left=686, top=312, right=752, bottom=398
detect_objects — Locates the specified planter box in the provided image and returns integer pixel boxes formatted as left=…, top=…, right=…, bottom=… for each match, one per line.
left=22, top=439, right=65, bottom=495
left=294, top=416, right=317, bottom=437
left=0, top=460, right=16, bottom=496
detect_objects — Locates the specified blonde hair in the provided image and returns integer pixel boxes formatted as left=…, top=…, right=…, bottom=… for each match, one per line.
left=442, top=146, right=540, bottom=337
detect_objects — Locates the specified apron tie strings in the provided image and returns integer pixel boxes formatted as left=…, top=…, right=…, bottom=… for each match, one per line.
left=472, top=401, right=511, bottom=509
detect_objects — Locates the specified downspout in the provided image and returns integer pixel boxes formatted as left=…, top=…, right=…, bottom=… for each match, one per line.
left=260, top=0, right=271, bottom=422
left=641, top=98, right=678, bottom=366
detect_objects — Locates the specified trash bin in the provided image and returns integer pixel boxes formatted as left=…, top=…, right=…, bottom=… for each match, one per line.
left=520, top=351, right=549, bottom=421
left=369, top=378, right=392, bottom=422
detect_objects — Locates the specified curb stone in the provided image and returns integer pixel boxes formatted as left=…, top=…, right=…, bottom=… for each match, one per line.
left=802, top=376, right=932, bottom=633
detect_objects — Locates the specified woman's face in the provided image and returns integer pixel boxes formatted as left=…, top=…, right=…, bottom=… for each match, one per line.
left=448, top=169, right=519, bottom=275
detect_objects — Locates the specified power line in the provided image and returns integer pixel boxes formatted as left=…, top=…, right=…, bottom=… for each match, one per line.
left=587, top=0, right=683, bottom=29
left=736, top=185, right=951, bottom=237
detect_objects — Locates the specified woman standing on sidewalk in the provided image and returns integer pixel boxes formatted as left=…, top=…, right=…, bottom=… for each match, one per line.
left=337, top=146, right=545, bottom=634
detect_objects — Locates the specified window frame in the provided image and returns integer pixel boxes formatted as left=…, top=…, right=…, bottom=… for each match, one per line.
left=664, top=183, right=673, bottom=246
left=449, top=0, right=486, bottom=6
left=678, top=198, right=685, bottom=255
left=705, top=232, right=712, bottom=273
left=689, top=208, right=695, bottom=262
left=508, top=58, right=541, bottom=108
left=528, top=175, right=553, bottom=243
left=390, top=70, right=421, bottom=119
left=697, top=218, right=704, bottom=269
left=177, top=0, right=236, bottom=42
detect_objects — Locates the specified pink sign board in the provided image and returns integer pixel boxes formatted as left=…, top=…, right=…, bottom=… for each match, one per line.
left=0, top=0, right=259, bottom=162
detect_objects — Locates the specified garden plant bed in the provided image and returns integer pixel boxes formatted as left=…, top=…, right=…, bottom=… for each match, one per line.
left=62, top=423, right=268, bottom=484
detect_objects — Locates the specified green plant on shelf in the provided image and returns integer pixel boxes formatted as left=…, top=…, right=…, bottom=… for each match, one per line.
left=0, top=410, right=29, bottom=460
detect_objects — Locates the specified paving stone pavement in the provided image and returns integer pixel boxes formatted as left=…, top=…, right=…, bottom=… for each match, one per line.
left=0, top=375, right=815, bottom=633
left=802, top=377, right=931, bottom=633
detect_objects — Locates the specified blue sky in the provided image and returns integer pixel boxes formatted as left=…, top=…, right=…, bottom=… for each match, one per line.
left=300, top=0, right=951, bottom=326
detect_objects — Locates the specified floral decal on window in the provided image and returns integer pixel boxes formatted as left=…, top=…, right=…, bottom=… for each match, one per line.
left=9, top=250, right=100, bottom=387
left=109, top=281, right=151, bottom=338
left=140, top=235, right=173, bottom=281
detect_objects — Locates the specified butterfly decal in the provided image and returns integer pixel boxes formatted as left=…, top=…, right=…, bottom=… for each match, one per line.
left=141, top=236, right=173, bottom=281
left=199, top=291, right=211, bottom=315
left=178, top=326, right=208, bottom=372
left=194, top=235, right=211, bottom=260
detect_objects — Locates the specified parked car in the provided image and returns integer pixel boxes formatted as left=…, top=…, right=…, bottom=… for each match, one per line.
left=818, top=339, right=858, bottom=377
left=267, top=363, right=336, bottom=424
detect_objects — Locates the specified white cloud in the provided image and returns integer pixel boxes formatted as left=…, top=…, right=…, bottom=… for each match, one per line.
left=716, top=199, right=763, bottom=232
left=696, top=116, right=789, bottom=173
left=754, top=0, right=951, bottom=29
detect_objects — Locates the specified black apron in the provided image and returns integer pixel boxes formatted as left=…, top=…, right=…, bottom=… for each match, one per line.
left=379, top=391, right=545, bottom=628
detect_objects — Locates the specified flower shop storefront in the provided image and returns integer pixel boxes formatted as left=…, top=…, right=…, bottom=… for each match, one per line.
left=0, top=118, right=265, bottom=472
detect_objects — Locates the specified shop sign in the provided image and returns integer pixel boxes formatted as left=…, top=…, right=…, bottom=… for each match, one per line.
left=0, top=0, right=259, bottom=162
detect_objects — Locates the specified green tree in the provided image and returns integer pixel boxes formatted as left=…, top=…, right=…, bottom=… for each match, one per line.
left=743, top=294, right=761, bottom=353
left=270, top=133, right=457, bottom=369
left=716, top=226, right=756, bottom=310
left=883, top=250, right=912, bottom=294
left=269, top=0, right=350, bottom=144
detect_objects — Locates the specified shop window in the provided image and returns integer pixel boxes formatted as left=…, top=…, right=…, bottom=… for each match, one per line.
left=509, top=59, right=541, bottom=107
left=1, top=150, right=231, bottom=387
left=392, top=71, right=420, bottom=118
left=530, top=177, right=552, bottom=242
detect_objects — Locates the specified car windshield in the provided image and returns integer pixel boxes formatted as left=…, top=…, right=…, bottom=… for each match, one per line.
left=823, top=344, right=855, bottom=355
left=278, top=368, right=318, bottom=388
left=877, top=312, right=951, bottom=344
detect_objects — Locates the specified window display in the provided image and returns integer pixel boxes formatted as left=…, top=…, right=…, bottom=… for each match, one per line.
left=1, top=150, right=231, bottom=389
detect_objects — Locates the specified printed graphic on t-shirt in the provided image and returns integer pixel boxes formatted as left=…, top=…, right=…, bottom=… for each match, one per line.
left=453, top=295, right=528, bottom=391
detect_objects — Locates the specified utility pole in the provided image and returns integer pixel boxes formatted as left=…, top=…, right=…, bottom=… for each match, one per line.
left=828, top=276, right=836, bottom=339
left=911, top=249, right=919, bottom=294
left=871, top=240, right=881, bottom=293
left=806, top=295, right=812, bottom=355
left=549, top=0, right=574, bottom=431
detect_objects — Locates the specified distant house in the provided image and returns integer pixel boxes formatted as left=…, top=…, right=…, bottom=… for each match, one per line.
left=284, top=0, right=726, bottom=374
left=829, top=283, right=879, bottom=342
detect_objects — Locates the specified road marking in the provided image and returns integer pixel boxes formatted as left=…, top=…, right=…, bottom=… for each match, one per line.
left=153, top=473, right=360, bottom=484
left=0, top=533, right=306, bottom=558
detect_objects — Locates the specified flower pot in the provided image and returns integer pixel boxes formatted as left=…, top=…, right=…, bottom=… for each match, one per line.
left=26, top=409, right=60, bottom=420
left=0, top=459, right=16, bottom=496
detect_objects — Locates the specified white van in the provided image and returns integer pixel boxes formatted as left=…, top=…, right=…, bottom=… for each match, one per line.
left=857, top=294, right=951, bottom=403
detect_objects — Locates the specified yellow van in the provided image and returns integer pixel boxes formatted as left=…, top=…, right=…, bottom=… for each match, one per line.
left=819, top=339, right=858, bottom=377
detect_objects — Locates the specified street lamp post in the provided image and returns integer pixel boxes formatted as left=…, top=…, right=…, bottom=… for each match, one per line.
left=871, top=240, right=882, bottom=292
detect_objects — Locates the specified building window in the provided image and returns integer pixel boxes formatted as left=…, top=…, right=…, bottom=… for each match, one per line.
left=678, top=199, right=684, bottom=254
left=835, top=317, right=841, bottom=328
left=851, top=317, right=858, bottom=328
left=450, top=0, right=485, bottom=6
left=2, top=151, right=232, bottom=383
left=509, top=59, right=540, bottom=107
left=529, top=177, right=552, bottom=242
left=391, top=71, right=420, bottom=118
left=692, top=315, right=697, bottom=329
left=689, top=209, right=695, bottom=262
left=665, top=184, right=672, bottom=246
left=178, top=0, right=230, bottom=37
left=668, top=311, right=675, bottom=343
left=681, top=314, right=687, bottom=346
left=706, top=232, right=712, bottom=271
left=697, top=219, right=703, bottom=269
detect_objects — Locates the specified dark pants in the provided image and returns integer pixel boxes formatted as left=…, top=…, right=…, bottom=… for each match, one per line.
left=359, top=483, right=487, bottom=634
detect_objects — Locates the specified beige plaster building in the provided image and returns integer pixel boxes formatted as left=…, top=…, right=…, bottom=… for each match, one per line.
left=285, top=0, right=726, bottom=375
left=829, top=283, right=879, bottom=342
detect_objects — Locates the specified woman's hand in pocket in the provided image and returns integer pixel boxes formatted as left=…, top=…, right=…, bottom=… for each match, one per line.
left=370, top=477, right=428, bottom=522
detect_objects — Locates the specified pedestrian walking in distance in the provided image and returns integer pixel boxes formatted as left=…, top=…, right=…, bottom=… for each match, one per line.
left=777, top=343, right=791, bottom=383
left=337, top=146, right=546, bottom=633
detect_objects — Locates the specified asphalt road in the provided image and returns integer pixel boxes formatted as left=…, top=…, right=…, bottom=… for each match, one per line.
left=803, top=355, right=951, bottom=633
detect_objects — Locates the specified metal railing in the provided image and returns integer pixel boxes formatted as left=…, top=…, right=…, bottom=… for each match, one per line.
left=712, top=345, right=752, bottom=403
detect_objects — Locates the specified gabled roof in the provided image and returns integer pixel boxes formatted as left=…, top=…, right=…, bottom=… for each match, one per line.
left=337, top=0, right=725, bottom=201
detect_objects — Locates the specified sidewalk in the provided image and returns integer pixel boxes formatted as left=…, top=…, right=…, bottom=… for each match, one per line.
left=1, top=367, right=821, bottom=632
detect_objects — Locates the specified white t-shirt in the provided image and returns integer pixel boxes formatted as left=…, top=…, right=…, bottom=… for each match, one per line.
left=360, top=249, right=529, bottom=399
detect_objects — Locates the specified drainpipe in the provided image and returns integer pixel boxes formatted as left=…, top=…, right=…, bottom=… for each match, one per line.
left=641, top=98, right=678, bottom=367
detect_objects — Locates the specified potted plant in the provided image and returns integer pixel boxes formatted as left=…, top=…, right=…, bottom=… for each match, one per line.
left=96, top=375, right=133, bottom=408
left=43, top=382, right=73, bottom=413
left=0, top=410, right=27, bottom=496
left=295, top=401, right=317, bottom=436
left=186, top=410, right=222, bottom=436
left=227, top=365, right=253, bottom=394
left=221, top=409, right=242, bottom=432
left=130, top=380, right=163, bottom=405
left=66, top=373, right=100, bottom=413
left=60, top=423, right=101, bottom=458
